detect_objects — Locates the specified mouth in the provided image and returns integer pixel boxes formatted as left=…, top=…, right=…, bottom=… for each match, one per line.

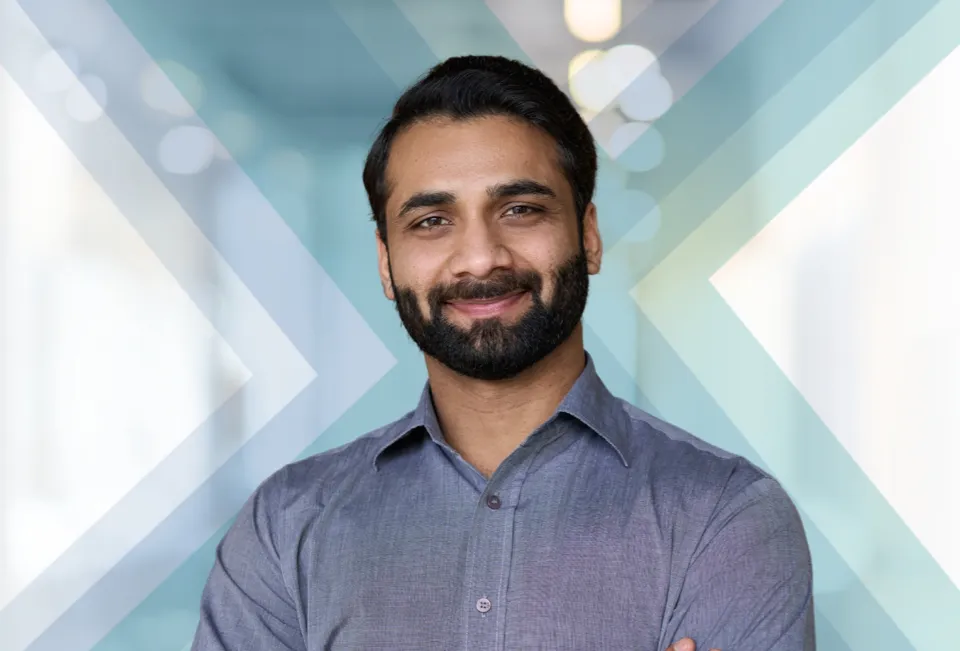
left=446, top=290, right=528, bottom=319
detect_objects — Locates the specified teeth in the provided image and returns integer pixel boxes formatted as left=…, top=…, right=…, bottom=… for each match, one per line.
left=451, top=290, right=522, bottom=304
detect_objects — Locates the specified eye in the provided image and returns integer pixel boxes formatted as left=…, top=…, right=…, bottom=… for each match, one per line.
left=503, top=204, right=542, bottom=219
left=414, top=215, right=451, bottom=229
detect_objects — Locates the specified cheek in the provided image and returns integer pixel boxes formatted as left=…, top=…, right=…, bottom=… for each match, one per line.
left=511, top=222, right=576, bottom=262
left=389, top=258, right=443, bottom=311
left=388, top=247, right=429, bottom=287
left=514, top=246, right=570, bottom=294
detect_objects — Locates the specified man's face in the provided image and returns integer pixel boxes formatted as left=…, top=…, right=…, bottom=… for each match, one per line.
left=377, top=115, right=602, bottom=381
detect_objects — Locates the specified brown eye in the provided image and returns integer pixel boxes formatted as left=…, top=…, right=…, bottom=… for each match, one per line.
left=504, top=205, right=542, bottom=218
left=415, top=215, right=451, bottom=229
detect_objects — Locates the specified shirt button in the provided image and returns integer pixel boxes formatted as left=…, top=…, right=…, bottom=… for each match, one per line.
left=476, top=597, right=492, bottom=613
left=486, top=494, right=501, bottom=510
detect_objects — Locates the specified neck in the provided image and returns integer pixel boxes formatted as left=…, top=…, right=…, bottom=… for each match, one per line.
left=424, top=324, right=587, bottom=478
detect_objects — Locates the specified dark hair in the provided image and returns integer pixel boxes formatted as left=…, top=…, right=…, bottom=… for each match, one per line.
left=362, top=55, right=597, bottom=244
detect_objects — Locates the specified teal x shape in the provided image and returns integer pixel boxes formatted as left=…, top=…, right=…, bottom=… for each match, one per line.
left=14, top=0, right=956, bottom=649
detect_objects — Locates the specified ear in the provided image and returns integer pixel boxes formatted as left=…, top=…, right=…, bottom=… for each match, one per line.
left=581, top=202, right=603, bottom=275
left=376, top=229, right=395, bottom=301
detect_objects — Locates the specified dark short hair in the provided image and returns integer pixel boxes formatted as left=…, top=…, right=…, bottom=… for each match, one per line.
left=362, top=55, right=597, bottom=244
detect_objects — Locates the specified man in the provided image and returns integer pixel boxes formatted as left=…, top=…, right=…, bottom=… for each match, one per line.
left=191, top=55, right=814, bottom=651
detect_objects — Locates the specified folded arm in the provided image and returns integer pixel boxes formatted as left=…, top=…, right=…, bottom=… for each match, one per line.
left=191, top=471, right=306, bottom=651
left=660, top=477, right=815, bottom=651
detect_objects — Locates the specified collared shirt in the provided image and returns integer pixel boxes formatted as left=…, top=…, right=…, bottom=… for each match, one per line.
left=191, top=353, right=815, bottom=651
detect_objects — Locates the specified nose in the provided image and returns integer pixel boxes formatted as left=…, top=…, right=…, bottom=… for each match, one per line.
left=448, top=218, right=513, bottom=279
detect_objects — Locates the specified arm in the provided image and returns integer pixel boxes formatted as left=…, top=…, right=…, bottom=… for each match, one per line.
left=660, top=477, right=815, bottom=651
left=191, top=471, right=306, bottom=651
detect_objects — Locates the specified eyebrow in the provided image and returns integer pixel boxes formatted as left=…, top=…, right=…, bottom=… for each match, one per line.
left=487, top=179, right=557, bottom=202
left=395, top=178, right=558, bottom=221
left=397, top=191, right=457, bottom=220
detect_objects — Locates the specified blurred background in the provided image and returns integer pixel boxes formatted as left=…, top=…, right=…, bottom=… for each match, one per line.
left=1, top=0, right=958, bottom=649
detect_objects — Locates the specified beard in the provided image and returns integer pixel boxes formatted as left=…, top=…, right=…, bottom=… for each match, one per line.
left=391, top=250, right=589, bottom=381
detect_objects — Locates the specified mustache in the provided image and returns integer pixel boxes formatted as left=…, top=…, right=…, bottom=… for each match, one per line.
left=429, top=271, right=543, bottom=303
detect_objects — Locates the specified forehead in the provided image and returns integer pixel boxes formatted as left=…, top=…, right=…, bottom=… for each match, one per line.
left=384, top=115, right=569, bottom=211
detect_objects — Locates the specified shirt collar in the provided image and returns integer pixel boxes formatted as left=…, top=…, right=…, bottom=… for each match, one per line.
left=373, top=351, right=632, bottom=471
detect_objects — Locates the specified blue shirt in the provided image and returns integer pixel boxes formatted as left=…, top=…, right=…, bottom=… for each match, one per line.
left=192, top=353, right=815, bottom=650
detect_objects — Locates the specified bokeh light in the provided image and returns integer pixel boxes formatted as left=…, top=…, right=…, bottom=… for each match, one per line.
left=65, top=74, right=107, bottom=122
left=158, top=126, right=216, bottom=175
left=619, top=73, right=673, bottom=122
left=33, top=48, right=81, bottom=94
left=563, top=0, right=621, bottom=43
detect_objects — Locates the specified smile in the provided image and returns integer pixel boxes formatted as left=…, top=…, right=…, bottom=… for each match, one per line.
left=446, top=290, right=528, bottom=318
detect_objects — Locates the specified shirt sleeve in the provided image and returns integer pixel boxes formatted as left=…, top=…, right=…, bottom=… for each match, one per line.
left=191, top=470, right=306, bottom=651
left=660, top=476, right=816, bottom=651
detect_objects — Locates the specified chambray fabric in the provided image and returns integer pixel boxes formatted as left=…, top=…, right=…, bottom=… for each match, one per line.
left=191, top=353, right=815, bottom=651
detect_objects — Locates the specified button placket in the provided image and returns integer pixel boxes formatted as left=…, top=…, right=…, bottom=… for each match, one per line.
left=464, top=458, right=534, bottom=649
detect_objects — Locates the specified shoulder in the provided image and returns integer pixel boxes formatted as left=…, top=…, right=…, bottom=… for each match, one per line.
left=621, top=402, right=764, bottom=485
left=248, top=412, right=416, bottom=524
left=615, top=401, right=809, bottom=575
left=619, top=401, right=801, bottom=532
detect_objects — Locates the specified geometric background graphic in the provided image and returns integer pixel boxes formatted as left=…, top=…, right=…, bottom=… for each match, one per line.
left=0, top=1, right=958, bottom=650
